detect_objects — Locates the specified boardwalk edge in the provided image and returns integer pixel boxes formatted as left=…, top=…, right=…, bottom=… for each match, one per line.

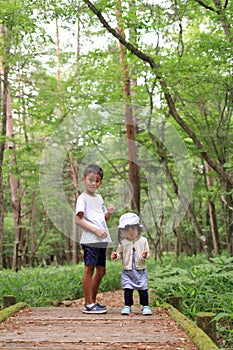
left=0, top=302, right=29, bottom=323
left=161, top=303, right=219, bottom=350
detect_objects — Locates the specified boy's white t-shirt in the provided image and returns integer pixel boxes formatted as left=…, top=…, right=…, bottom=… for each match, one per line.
left=75, top=192, right=112, bottom=245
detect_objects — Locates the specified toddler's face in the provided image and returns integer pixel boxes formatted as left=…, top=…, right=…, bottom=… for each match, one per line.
left=123, top=225, right=139, bottom=241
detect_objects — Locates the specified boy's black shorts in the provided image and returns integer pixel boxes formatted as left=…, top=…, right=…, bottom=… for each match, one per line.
left=82, top=243, right=107, bottom=267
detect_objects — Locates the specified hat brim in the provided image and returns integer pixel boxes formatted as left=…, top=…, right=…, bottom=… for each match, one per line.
left=118, top=223, right=143, bottom=229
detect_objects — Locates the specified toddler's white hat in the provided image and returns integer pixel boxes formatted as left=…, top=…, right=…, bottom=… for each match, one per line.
left=118, top=212, right=142, bottom=229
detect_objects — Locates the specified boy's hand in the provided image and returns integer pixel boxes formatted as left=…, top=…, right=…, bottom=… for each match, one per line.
left=95, top=228, right=108, bottom=239
left=107, top=204, right=115, bottom=213
left=111, top=251, right=117, bottom=259
left=142, top=250, right=148, bottom=259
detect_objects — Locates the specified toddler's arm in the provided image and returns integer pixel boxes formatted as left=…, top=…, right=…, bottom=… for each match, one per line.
left=142, top=250, right=148, bottom=259
left=111, top=251, right=118, bottom=260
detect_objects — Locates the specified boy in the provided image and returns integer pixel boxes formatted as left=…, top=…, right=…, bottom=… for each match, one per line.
left=75, top=164, right=115, bottom=314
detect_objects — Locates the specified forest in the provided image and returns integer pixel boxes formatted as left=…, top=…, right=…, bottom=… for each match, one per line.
left=0, top=0, right=233, bottom=271
left=0, top=0, right=232, bottom=271
left=0, top=1, right=233, bottom=347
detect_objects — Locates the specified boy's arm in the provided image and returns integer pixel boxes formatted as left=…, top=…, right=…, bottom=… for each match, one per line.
left=105, top=204, right=115, bottom=221
left=76, top=212, right=108, bottom=239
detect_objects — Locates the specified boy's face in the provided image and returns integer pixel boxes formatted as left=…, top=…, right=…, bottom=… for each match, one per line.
left=82, top=172, right=102, bottom=195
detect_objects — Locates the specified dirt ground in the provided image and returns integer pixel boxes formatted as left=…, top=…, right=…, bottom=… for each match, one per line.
left=0, top=290, right=199, bottom=350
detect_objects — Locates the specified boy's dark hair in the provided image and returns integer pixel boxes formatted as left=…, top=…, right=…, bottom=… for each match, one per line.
left=83, top=164, right=104, bottom=180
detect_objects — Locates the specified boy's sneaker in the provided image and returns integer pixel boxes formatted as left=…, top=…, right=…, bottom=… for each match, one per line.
left=142, top=306, right=152, bottom=316
left=121, top=306, right=131, bottom=315
left=96, top=302, right=106, bottom=309
left=83, top=303, right=107, bottom=314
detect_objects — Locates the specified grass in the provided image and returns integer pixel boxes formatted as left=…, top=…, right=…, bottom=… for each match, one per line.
left=0, top=252, right=232, bottom=348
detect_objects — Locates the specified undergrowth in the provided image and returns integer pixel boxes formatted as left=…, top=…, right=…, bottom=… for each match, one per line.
left=0, top=252, right=232, bottom=348
left=148, top=252, right=233, bottom=349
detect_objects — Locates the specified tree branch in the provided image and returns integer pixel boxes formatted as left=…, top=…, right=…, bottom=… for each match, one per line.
left=223, top=0, right=229, bottom=9
left=194, top=0, right=218, bottom=12
left=81, top=0, right=158, bottom=69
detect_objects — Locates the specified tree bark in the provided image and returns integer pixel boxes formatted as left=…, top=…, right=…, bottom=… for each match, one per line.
left=55, top=18, right=82, bottom=262
left=196, top=312, right=217, bottom=343
left=7, top=89, right=21, bottom=271
left=204, top=162, right=221, bottom=255
left=0, top=24, right=7, bottom=270
left=3, top=295, right=17, bottom=308
left=115, top=0, right=140, bottom=213
left=30, top=196, right=36, bottom=267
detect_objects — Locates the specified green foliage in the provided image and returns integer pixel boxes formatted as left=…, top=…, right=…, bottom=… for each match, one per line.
left=0, top=264, right=84, bottom=307
left=0, top=260, right=122, bottom=307
left=148, top=253, right=233, bottom=348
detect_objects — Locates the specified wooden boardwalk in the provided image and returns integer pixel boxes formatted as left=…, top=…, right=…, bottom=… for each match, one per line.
left=0, top=302, right=199, bottom=349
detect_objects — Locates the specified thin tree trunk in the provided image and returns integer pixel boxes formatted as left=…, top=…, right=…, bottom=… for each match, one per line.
left=55, top=18, right=81, bottom=263
left=149, top=131, right=210, bottom=258
left=205, top=162, right=221, bottom=255
left=20, top=202, right=29, bottom=267
left=30, top=196, right=36, bottom=267
left=56, top=18, right=64, bottom=114
left=7, top=88, right=21, bottom=271
left=174, top=225, right=181, bottom=259
left=115, top=0, right=140, bottom=213
left=221, top=193, right=233, bottom=255
left=0, top=24, right=7, bottom=270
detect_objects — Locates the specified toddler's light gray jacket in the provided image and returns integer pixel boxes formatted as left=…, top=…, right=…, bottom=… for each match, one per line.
left=114, top=236, right=150, bottom=270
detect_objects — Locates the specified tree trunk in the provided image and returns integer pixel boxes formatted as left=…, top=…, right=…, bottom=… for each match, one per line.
left=204, top=162, right=221, bottom=255
left=55, top=18, right=82, bottom=262
left=0, top=24, right=7, bottom=270
left=149, top=131, right=210, bottom=258
left=196, top=312, right=217, bottom=343
left=73, top=191, right=80, bottom=265
left=7, top=89, right=21, bottom=271
left=30, top=197, right=36, bottom=267
left=115, top=0, right=140, bottom=213
left=221, top=192, right=233, bottom=255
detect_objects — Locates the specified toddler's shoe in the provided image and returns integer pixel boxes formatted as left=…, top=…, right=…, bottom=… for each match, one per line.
left=142, top=306, right=152, bottom=315
left=121, top=305, right=131, bottom=315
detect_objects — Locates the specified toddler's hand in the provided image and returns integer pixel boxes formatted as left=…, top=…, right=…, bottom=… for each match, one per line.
left=107, top=204, right=115, bottom=213
left=142, top=250, right=148, bottom=258
left=111, top=251, right=117, bottom=260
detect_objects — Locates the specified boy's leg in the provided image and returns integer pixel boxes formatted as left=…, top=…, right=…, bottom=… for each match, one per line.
left=82, top=264, right=95, bottom=305
left=92, top=246, right=106, bottom=303
left=138, top=289, right=149, bottom=306
left=82, top=244, right=98, bottom=305
left=92, top=265, right=106, bottom=303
